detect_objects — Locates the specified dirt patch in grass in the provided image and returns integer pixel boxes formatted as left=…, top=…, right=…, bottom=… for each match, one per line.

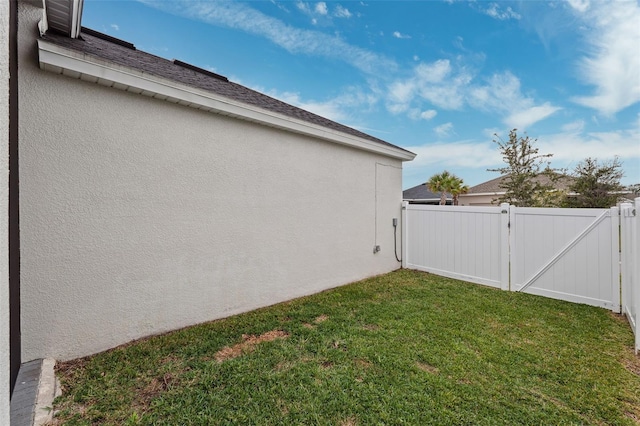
left=354, top=358, right=372, bottom=368
left=417, top=362, right=439, bottom=374
left=320, top=361, right=334, bottom=369
left=340, top=417, right=358, bottom=426
left=362, top=324, right=379, bottom=331
left=134, top=372, right=177, bottom=410
left=214, top=330, right=289, bottom=362
left=315, top=314, right=329, bottom=323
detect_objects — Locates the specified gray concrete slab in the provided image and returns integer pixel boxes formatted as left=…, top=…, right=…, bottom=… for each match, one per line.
left=10, top=359, right=42, bottom=426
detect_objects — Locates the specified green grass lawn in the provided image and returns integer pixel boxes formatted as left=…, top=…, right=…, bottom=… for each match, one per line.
left=52, top=269, right=640, bottom=425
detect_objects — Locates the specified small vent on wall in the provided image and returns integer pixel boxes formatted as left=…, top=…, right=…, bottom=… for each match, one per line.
left=172, top=60, right=229, bottom=82
left=80, top=27, right=136, bottom=50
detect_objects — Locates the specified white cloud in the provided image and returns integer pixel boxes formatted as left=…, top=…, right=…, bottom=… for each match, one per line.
left=413, top=55, right=419, bottom=61
left=567, top=0, right=590, bottom=13
left=481, top=2, right=521, bottom=20
left=538, top=127, right=640, bottom=183
left=434, top=122, right=454, bottom=137
left=296, top=1, right=311, bottom=14
left=561, top=119, right=585, bottom=133
left=504, top=103, right=562, bottom=130
left=139, top=0, right=397, bottom=75
left=468, top=72, right=560, bottom=129
left=315, top=2, right=328, bottom=15
left=392, top=31, right=411, bottom=39
left=408, top=109, right=438, bottom=120
left=110, top=24, right=120, bottom=31
left=420, top=109, right=437, bottom=120
left=265, top=87, right=379, bottom=123
left=334, top=5, right=352, bottom=18
left=571, top=1, right=640, bottom=115
left=404, top=124, right=640, bottom=186
left=387, top=63, right=557, bottom=128
left=403, top=140, right=501, bottom=169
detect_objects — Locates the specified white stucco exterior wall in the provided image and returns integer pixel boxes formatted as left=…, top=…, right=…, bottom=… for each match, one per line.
left=1, top=0, right=11, bottom=421
left=18, top=3, right=406, bottom=362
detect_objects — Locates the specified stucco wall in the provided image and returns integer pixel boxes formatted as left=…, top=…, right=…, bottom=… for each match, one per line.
left=459, top=194, right=499, bottom=207
left=1, top=0, right=11, bottom=420
left=18, top=3, right=405, bottom=362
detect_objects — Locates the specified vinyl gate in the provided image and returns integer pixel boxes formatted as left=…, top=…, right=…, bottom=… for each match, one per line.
left=402, top=198, right=640, bottom=351
left=509, top=207, right=619, bottom=311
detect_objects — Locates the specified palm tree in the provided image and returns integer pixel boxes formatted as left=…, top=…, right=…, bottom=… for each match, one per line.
left=426, top=171, right=468, bottom=206
left=425, top=170, right=454, bottom=205
left=449, top=177, right=469, bottom=206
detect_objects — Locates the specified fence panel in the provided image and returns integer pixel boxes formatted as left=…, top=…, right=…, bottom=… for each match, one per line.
left=509, top=207, right=620, bottom=312
left=621, top=199, right=640, bottom=352
left=402, top=203, right=507, bottom=289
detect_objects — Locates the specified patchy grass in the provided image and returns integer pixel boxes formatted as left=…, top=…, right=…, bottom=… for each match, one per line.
left=52, top=269, right=640, bottom=425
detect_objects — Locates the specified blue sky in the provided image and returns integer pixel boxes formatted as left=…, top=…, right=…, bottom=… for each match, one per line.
left=82, top=0, right=640, bottom=189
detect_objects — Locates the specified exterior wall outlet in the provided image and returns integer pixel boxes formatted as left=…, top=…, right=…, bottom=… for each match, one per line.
left=373, top=245, right=381, bottom=253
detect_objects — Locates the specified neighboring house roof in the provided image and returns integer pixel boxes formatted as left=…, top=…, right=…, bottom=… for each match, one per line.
left=403, top=183, right=450, bottom=202
left=37, top=27, right=416, bottom=161
left=466, top=174, right=574, bottom=195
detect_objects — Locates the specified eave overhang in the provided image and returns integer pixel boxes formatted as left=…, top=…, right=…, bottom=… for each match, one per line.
left=37, top=39, right=416, bottom=162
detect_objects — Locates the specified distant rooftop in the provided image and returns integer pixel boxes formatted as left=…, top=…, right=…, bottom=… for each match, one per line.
left=403, top=183, right=449, bottom=201
left=468, top=174, right=574, bottom=194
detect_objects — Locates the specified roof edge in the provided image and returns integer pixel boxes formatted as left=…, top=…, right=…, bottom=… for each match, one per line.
left=37, top=39, right=416, bottom=162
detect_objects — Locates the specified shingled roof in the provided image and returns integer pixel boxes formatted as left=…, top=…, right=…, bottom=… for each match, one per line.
left=468, top=174, right=574, bottom=194
left=402, top=183, right=449, bottom=202
left=39, top=28, right=413, bottom=158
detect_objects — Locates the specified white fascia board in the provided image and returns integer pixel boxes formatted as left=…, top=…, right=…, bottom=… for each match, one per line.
left=38, top=40, right=416, bottom=161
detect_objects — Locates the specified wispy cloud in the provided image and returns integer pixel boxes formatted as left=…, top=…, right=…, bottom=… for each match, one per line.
left=110, top=24, right=120, bottom=31
left=392, top=31, right=411, bottom=39
left=434, top=122, right=454, bottom=138
left=404, top=123, right=640, bottom=184
left=567, top=0, right=590, bottom=13
left=334, top=5, right=352, bottom=18
left=570, top=1, right=640, bottom=115
left=260, top=86, right=379, bottom=124
left=478, top=2, right=521, bottom=20
left=387, top=63, right=559, bottom=130
left=414, top=109, right=437, bottom=121
left=139, top=0, right=396, bottom=75
left=504, top=103, right=562, bottom=130
left=404, top=140, right=501, bottom=170
left=538, top=127, right=640, bottom=181
left=561, top=119, right=585, bottom=133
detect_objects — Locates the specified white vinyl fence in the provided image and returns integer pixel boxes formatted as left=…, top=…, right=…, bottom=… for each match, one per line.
left=621, top=199, right=640, bottom=352
left=402, top=204, right=508, bottom=290
left=402, top=198, right=640, bottom=352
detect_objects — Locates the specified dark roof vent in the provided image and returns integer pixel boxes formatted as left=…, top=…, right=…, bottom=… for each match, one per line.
left=172, top=60, right=229, bottom=82
left=80, top=27, right=136, bottom=50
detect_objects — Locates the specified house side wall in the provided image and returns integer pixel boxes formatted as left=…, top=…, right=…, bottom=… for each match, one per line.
left=18, top=3, right=404, bottom=361
left=1, top=0, right=12, bottom=419
left=458, top=193, right=498, bottom=207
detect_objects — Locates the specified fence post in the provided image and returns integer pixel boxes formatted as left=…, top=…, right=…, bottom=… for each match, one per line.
left=500, top=203, right=510, bottom=291
left=634, top=198, right=640, bottom=352
left=401, top=201, right=408, bottom=269
left=610, top=206, right=620, bottom=313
